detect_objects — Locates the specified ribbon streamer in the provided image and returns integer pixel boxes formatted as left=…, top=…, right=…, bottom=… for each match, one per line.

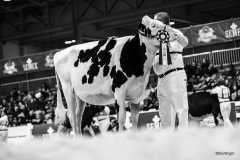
left=157, top=28, right=172, bottom=65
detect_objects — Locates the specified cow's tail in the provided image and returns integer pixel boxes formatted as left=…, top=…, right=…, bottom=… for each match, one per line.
left=54, top=70, right=66, bottom=125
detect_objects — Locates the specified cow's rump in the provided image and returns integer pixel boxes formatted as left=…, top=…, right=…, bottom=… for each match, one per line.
left=188, top=92, right=222, bottom=125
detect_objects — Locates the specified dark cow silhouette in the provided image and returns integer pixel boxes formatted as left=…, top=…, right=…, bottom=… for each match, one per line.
left=188, top=92, right=223, bottom=126
left=54, top=16, right=167, bottom=136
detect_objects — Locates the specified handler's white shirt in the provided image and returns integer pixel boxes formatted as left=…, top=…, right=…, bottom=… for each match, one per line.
left=211, top=85, right=230, bottom=102
left=153, top=29, right=185, bottom=75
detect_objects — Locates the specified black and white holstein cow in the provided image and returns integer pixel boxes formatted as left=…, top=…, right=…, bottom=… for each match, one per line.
left=188, top=92, right=223, bottom=126
left=54, top=16, right=166, bottom=136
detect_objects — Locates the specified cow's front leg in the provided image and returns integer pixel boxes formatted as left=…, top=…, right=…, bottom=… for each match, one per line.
left=115, top=89, right=126, bottom=132
left=130, top=103, right=140, bottom=131
left=61, top=83, right=78, bottom=137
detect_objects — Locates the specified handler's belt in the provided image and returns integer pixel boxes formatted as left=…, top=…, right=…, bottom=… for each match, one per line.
left=0, top=129, right=8, bottom=131
left=170, top=51, right=182, bottom=54
left=220, top=100, right=230, bottom=103
left=156, top=51, right=182, bottom=55
left=158, top=68, right=184, bottom=79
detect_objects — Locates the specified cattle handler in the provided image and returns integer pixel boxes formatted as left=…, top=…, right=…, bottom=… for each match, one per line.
left=210, top=78, right=234, bottom=128
left=153, top=12, right=189, bottom=131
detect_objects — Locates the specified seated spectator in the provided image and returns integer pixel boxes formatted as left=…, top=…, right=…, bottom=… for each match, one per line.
left=225, top=79, right=231, bottom=88
left=35, top=96, right=46, bottom=112
left=6, top=102, right=14, bottom=115
left=17, top=89, right=22, bottom=98
left=46, top=91, right=54, bottom=101
left=22, top=91, right=32, bottom=105
left=0, top=104, right=4, bottom=112
left=206, top=63, right=218, bottom=77
left=16, top=95, right=22, bottom=103
left=194, top=73, right=217, bottom=91
left=12, top=104, right=20, bottom=126
left=226, top=64, right=236, bottom=78
left=18, top=101, right=30, bottom=125
left=28, top=97, right=38, bottom=111
left=195, top=62, right=204, bottom=79
left=38, top=83, right=50, bottom=99
left=28, top=110, right=35, bottom=123
left=7, top=91, right=16, bottom=102
left=194, top=76, right=210, bottom=91
left=45, top=100, right=54, bottom=115
left=149, top=82, right=157, bottom=100
left=201, top=58, right=210, bottom=73
left=44, top=113, right=53, bottom=124
left=185, top=61, right=197, bottom=80
left=96, top=106, right=110, bottom=134
left=1, top=99, right=8, bottom=108
left=230, top=82, right=239, bottom=101
left=32, top=111, right=44, bottom=125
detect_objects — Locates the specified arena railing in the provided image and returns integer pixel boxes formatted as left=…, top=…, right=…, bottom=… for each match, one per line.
left=0, top=81, right=21, bottom=97
left=183, top=47, right=240, bottom=67
left=0, top=76, right=57, bottom=96
left=183, top=51, right=211, bottom=66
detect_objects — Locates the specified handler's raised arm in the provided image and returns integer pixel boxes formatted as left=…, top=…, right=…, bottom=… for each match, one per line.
left=166, top=27, right=188, bottom=47
left=154, top=13, right=188, bottom=47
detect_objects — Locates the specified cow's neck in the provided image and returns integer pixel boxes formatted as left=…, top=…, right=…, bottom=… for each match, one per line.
left=138, top=34, right=158, bottom=73
left=119, top=34, right=158, bottom=82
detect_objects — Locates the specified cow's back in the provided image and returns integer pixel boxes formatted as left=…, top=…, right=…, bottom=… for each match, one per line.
left=54, top=36, right=134, bottom=105
left=188, top=92, right=219, bottom=117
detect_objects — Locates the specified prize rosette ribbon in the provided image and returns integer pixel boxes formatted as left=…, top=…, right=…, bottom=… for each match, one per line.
left=156, top=29, right=172, bottom=65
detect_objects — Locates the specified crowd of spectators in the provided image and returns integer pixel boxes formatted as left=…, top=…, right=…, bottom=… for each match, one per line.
left=185, top=58, right=240, bottom=101
left=0, top=60, right=239, bottom=128
left=0, top=83, right=56, bottom=127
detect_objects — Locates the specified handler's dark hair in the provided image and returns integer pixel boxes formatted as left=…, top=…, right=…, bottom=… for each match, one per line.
left=154, top=12, right=170, bottom=25
left=217, top=78, right=226, bottom=86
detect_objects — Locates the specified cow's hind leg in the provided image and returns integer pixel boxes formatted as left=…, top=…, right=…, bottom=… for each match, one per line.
left=75, top=96, right=86, bottom=136
left=61, top=82, right=79, bottom=137
left=115, top=89, right=126, bottom=132
left=130, top=103, right=140, bottom=131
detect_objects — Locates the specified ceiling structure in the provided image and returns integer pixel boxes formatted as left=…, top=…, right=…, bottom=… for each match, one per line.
left=0, top=0, right=240, bottom=50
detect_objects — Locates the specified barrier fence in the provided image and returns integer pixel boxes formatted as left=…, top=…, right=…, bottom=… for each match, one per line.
left=0, top=76, right=56, bottom=96
left=183, top=47, right=240, bottom=67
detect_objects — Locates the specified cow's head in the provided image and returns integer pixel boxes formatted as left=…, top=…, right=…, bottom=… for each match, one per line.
left=139, top=15, right=165, bottom=47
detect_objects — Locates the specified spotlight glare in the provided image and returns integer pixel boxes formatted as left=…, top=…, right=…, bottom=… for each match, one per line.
left=64, top=41, right=72, bottom=44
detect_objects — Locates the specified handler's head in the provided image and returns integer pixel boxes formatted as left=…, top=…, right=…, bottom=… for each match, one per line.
left=154, top=12, right=170, bottom=25
left=217, top=78, right=226, bottom=86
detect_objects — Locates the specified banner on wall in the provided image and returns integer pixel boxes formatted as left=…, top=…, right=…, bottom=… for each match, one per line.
left=1, top=18, right=240, bottom=77
left=32, top=123, right=58, bottom=139
left=0, top=50, right=58, bottom=77
left=179, top=18, right=240, bottom=48
left=137, top=110, right=162, bottom=131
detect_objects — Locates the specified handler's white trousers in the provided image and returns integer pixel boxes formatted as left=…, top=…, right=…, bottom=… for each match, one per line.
left=220, top=102, right=234, bottom=128
left=157, top=70, right=189, bottom=131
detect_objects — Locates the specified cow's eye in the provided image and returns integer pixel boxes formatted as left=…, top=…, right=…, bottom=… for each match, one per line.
left=151, top=24, right=155, bottom=28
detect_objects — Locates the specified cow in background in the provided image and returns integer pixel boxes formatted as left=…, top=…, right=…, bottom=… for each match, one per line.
left=54, top=16, right=167, bottom=137
left=188, top=92, right=223, bottom=126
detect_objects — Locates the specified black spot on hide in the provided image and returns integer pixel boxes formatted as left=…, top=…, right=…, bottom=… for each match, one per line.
left=74, top=38, right=116, bottom=84
left=120, top=34, right=147, bottom=78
